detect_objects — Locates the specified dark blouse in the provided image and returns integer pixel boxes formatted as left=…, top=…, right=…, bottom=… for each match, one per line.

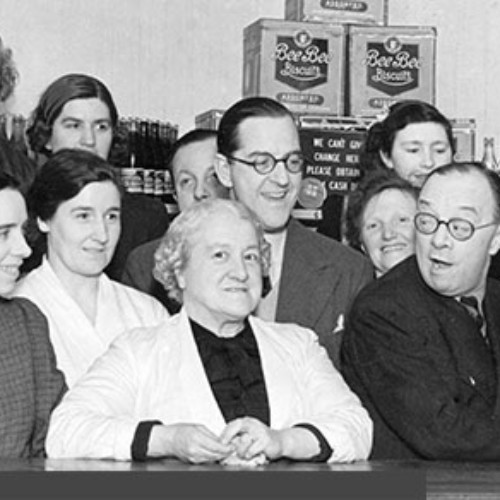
left=131, top=317, right=332, bottom=462
left=190, top=318, right=270, bottom=425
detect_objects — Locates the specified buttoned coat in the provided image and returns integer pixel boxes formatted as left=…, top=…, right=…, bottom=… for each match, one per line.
left=0, top=297, right=66, bottom=457
left=341, top=256, right=500, bottom=460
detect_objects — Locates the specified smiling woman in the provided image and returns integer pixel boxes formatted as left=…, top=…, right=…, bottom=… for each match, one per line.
left=346, top=169, right=419, bottom=277
left=0, top=173, right=65, bottom=457
left=0, top=178, right=31, bottom=296
left=361, top=100, right=454, bottom=188
left=14, top=149, right=170, bottom=388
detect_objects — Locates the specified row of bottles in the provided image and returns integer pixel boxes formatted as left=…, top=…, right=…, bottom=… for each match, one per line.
left=110, top=117, right=178, bottom=203
left=1, top=112, right=180, bottom=213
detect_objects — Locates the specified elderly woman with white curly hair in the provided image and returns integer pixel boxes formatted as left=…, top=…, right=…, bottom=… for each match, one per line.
left=46, top=198, right=372, bottom=465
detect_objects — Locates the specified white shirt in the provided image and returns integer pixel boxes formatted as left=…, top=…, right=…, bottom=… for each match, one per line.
left=15, top=258, right=170, bottom=387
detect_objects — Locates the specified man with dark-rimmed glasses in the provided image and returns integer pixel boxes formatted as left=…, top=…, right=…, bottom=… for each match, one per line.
left=215, top=97, right=373, bottom=368
left=342, top=161, right=500, bottom=460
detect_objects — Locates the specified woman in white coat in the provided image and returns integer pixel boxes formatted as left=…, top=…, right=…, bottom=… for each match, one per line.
left=15, top=149, right=169, bottom=387
left=47, top=198, right=372, bottom=464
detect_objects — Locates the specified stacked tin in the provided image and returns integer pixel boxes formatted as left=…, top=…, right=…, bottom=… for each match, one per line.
left=195, top=0, right=475, bottom=228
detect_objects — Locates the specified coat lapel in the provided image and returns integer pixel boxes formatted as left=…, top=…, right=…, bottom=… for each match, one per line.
left=276, top=219, right=337, bottom=326
left=176, top=310, right=227, bottom=433
left=431, top=290, right=498, bottom=406
left=249, top=317, right=294, bottom=428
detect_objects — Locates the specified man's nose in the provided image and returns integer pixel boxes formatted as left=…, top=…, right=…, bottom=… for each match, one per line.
left=268, top=159, right=290, bottom=184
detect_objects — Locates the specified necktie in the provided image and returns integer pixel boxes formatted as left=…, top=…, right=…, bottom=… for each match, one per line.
left=460, top=296, right=487, bottom=342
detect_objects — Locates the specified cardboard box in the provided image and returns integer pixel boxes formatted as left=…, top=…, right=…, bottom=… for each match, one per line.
left=285, top=0, right=388, bottom=25
left=243, top=19, right=346, bottom=114
left=195, top=109, right=225, bottom=131
left=347, top=25, right=436, bottom=116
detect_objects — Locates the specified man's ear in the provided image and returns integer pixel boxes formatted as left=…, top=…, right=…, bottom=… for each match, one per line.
left=379, top=150, right=394, bottom=170
left=215, top=153, right=234, bottom=189
left=37, top=217, right=50, bottom=233
left=176, top=269, right=186, bottom=291
left=489, top=224, right=500, bottom=256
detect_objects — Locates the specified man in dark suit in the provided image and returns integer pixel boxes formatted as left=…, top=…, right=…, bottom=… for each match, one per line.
left=342, top=161, right=500, bottom=460
left=216, top=97, right=372, bottom=367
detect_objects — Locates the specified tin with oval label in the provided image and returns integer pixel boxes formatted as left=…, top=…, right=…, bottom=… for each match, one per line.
left=243, top=19, right=345, bottom=114
left=347, top=25, right=436, bottom=116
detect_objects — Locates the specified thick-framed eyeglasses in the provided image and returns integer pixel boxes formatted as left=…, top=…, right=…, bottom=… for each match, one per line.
left=414, top=212, right=499, bottom=241
left=225, top=151, right=305, bottom=175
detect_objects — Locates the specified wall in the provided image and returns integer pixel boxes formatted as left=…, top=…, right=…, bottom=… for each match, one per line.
left=1, top=0, right=499, bottom=155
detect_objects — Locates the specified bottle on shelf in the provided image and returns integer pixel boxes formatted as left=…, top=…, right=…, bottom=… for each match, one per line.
left=9, top=114, right=28, bottom=154
left=0, top=113, right=9, bottom=142
left=481, top=137, right=499, bottom=173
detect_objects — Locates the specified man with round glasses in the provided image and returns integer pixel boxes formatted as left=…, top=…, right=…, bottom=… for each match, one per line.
left=341, top=161, right=500, bottom=460
left=216, top=97, right=372, bottom=367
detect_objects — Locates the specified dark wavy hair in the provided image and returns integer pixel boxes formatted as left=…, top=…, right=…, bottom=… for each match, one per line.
left=217, top=97, right=295, bottom=157
left=26, top=73, right=118, bottom=156
left=28, top=148, right=122, bottom=225
left=361, top=100, right=454, bottom=174
left=0, top=171, right=21, bottom=192
left=346, top=169, right=418, bottom=251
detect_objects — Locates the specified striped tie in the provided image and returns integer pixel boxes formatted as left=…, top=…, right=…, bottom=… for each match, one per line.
left=460, top=296, right=487, bottom=343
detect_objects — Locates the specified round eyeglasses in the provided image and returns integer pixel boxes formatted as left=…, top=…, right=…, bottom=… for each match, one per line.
left=225, top=151, right=305, bottom=175
left=414, top=212, right=499, bottom=241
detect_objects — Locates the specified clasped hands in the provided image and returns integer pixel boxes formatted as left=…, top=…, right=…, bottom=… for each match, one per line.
left=168, top=417, right=283, bottom=465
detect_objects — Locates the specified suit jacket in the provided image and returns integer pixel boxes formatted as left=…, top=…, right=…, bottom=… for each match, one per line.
left=121, top=237, right=179, bottom=313
left=47, top=309, right=372, bottom=462
left=105, top=193, right=170, bottom=281
left=277, top=218, right=373, bottom=367
left=0, top=298, right=66, bottom=457
left=0, top=137, right=37, bottom=193
left=341, top=256, right=500, bottom=460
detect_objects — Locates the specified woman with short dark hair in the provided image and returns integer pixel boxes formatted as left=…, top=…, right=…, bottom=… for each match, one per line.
left=24, top=73, right=169, bottom=280
left=346, top=170, right=418, bottom=277
left=15, top=149, right=169, bottom=387
left=361, top=99, right=454, bottom=188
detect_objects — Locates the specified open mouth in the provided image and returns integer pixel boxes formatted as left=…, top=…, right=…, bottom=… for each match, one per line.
left=381, top=244, right=407, bottom=253
left=262, top=190, right=288, bottom=200
left=429, top=256, right=451, bottom=270
left=0, top=265, right=20, bottom=278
